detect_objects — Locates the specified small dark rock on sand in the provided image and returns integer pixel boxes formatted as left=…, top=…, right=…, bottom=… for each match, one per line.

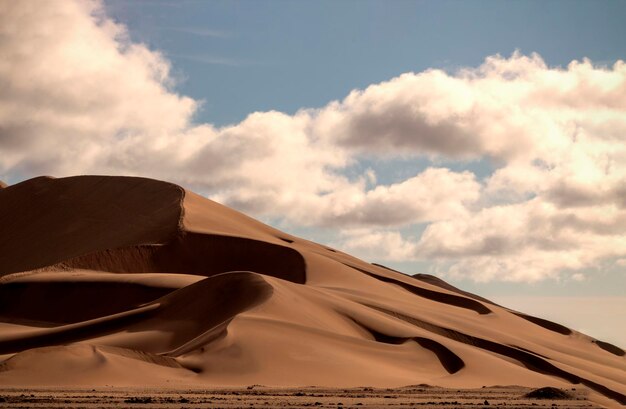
left=524, top=387, right=573, bottom=400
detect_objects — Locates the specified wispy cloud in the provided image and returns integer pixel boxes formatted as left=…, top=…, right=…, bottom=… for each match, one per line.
left=176, top=54, right=261, bottom=67
left=164, top=27, right=231, bottom=38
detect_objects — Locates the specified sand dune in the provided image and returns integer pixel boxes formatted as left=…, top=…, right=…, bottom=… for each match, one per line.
left=0, top=176, right=624, bottom=406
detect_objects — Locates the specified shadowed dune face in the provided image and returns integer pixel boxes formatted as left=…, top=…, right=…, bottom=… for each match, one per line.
left=351, top=319, right=465, bottom=375
left=0, top=272, right=273, bottom=356
left=366, top=305, right=626, bottom=404
left=511, top=312, right=572, bottom=336
left=593, top=340, right=625, bottom=357
left=58, top=234, right=306, bottom=284
left=346, top=263, right=492, bottom=315
left=0, top=176, right=305, bottom=283
left=0, top=279, right=175, bottom=325
left=0, top=176, right=183, bottom=276
left=0, top=176, right=624, bottom=405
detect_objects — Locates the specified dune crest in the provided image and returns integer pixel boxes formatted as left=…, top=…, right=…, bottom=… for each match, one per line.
left=0, top=176, right=624, bottom=405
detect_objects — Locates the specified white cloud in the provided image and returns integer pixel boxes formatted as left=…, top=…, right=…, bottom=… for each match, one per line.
left=0, top=0, right=196, bottom=175
left=317, top=52, right=626, bottom=165
left=300, top=167, right=481, bottom=227
left=321, top=53, right=626, bottom=281
left=2, top=0, right=626, bottom=282
left=365, top=199, right=626, bottom=282
left=336, top=229, right=419, bottom=262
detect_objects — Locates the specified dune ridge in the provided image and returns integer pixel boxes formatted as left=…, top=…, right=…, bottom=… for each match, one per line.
left=0, top=176, right=624, bottom=406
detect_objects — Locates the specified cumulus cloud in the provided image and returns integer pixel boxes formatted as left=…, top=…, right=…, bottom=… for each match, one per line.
left=416, top=200, right=626, bottom=281
left=2, top=0, right=626, bottom=282
left=317, top=53, right=626, bottom=163
left=321, top=55, right=626, bottom=282
left=336, top=230, right=419, bottom=262
left=290, top=167, right=480, bottom=228
left=0, top=1, right=196, bottom=176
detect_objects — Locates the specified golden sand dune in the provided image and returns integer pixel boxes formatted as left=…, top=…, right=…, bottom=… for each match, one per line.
left=0, top=176, right=624, bottom=405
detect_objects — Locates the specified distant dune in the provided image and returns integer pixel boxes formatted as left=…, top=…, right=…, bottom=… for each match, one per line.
left=0, top=176, right=624, bottom=406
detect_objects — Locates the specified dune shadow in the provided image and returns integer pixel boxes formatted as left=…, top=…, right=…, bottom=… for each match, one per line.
left=345, top=264, right=491, bottom=315
left=367, top=305, right=626, bottom=405
left=349, top=318, right=465, bottom=375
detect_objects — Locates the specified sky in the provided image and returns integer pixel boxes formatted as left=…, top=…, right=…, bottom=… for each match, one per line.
left=1, top=0, right=625, bottom=347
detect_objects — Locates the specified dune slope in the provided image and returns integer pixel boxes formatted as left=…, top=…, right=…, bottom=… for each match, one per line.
left=0, top=176, right=624, bottom=405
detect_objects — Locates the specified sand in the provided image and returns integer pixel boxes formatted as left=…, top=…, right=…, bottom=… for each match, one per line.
left=0, top=176, right=624, bottom=408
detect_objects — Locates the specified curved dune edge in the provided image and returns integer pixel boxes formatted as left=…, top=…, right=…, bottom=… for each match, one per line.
left=511, top=312, right=573, bottom=336
left=593, top=340, right=625, bottom=357
left=0, top=272, right=273, bottom=356
left=0, top=176, right=624, bottom=405
left=366, top=305, right=626, bottom=405
left=350, top=318, right=466, bottom=375
left=41, top=234, right=306, bottom=284
left=345, top=263, right=492, bottom=315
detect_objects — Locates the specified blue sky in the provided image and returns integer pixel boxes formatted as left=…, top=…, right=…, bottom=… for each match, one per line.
left=1, top=1, right=625, bottom=346
left=105, top=0, right=626, bottom=126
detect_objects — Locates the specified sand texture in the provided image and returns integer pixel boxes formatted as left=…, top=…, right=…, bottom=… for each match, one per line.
left=0, top=176, right=624, bottom=407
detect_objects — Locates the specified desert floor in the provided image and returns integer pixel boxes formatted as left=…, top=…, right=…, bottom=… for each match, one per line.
left=0, top=385, right=601, bottom=408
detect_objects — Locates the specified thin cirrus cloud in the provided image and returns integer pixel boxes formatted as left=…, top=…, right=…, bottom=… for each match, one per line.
left=1, top=0, right=625, bottom=282
left=176, top=54, right=258, bottom=67
left=163, top=27, right=232, bottom=38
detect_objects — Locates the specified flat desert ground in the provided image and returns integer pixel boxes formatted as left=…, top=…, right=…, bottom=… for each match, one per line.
left=0, top=386, right=604, bottom=408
